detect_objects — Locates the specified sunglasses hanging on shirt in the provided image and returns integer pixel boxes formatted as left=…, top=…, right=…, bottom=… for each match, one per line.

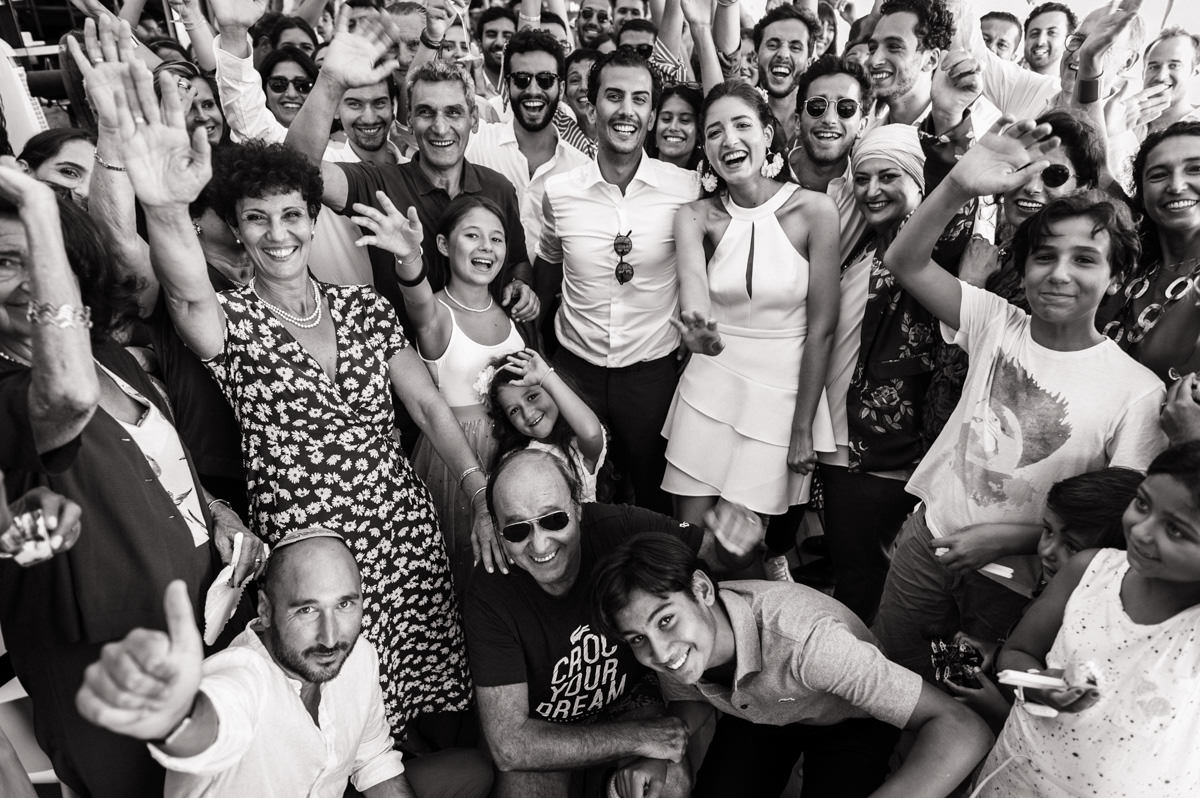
left=613, top=231, right=634, bottom=285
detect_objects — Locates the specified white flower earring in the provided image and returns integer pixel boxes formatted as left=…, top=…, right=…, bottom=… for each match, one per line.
left=696, top=160, right=720, bottom=192
left=760, top=151, right=783, bottom=178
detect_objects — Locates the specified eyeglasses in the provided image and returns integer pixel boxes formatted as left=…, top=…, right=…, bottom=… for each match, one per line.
left=509, top=71, right=559, bottom=90
left=500, top=510, right=571, bottom=543
left=580, top=7, right=610, bottom=23
left=619, top=43, right=654, bottom=59
left=1064, top=33, right=1086, bottom=53
left=1040, top=164, right=1073, bottom=188
left=613, top=231, right=634, bottom=284
left=266, top=76, right=314, bottom=94
left=804, top=96, right=861, bottom=119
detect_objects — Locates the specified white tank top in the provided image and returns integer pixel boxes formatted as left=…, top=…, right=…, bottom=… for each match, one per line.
left=422, top=298, right=524, bottom=408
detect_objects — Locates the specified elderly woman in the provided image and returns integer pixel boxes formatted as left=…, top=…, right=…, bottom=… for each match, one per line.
left=112, top=57, right=486, bottom=733
left=816, top=124, right=937, bottom=622
left=0, top=156, right=253, bottom=797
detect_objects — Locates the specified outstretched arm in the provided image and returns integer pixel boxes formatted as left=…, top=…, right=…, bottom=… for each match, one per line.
left=500, top=349, right=606, bottom=467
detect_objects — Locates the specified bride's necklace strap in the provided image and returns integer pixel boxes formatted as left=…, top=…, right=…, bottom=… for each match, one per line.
left=251, top=277, right=323, bottom=328
left=0, top=346, right=29, bottom=366
left=443, top=286, right=494, bottom=313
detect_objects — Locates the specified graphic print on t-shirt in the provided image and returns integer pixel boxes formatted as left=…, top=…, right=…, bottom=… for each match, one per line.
left=535, top=624, right=628, bottom=721
left=957, top=354, right=1070, bottom=506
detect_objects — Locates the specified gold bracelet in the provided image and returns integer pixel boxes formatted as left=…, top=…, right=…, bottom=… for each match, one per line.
left=26, top=301, right=92, bottom=329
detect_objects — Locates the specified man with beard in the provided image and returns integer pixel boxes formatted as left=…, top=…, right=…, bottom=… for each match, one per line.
left=75, top=529, right=492, bottom=798
left=476, top=6, right=517, bottom=99
left=754, top=5, right=820, bottom=145
left=576, top=0, right=615, bottom=51
left=467, top=29, right=591, bottom=257
left=1022, top=3, right=1076, bottom=78
left=788, top=55, right=871, bottom=261
left=285, top=13, right=539, bottom=324
left=866, top=0, right=953, bottom=126
left=1140, top=28, right=1200, bottom=135
left=534, top=49, right=700, bottom=513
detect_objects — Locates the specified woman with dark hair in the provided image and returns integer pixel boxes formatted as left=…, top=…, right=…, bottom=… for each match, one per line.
left=0, top=157, right=254, bottom=796
left=814, top=1, right=839, bottom=58
left=662, top=80, right=840, bottom=529
left=647, top=84, right=703, bottom=169
left=189, top=73, right=231, bottom=147
left=1099, top=121, right=1200, bottom=379
left=17, top=127, right=95, bottom=204
left=258, top=46, right=318, bottom=128
left=115, top=60, right=485, bottom=735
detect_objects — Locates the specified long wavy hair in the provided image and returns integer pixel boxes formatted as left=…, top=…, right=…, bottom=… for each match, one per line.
left=696, top=80, right=793, bottom=197
left=1131, top=121, right=1200, bottom=277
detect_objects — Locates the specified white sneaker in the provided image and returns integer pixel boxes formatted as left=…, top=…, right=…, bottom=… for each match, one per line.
left=764, top=554, right=794, bottom=582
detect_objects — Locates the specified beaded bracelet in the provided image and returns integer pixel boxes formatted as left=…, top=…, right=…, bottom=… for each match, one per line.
left=93, top=152, right=126, bottom=172
left=26, top=301, right=92, bottom=329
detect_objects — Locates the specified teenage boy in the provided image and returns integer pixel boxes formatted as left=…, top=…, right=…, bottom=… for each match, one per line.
left=869, top=120, right=1167, bottom=679
left=593, top=533, right=994, bottom=798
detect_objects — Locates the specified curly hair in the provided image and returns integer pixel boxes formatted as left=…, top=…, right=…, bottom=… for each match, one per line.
left=0, top=195, right=141, bottom=342
left=1132, top=121, right=1200, bottom=272
left=795, top=54, right=872, bottom=111
left=878, top=0, right=954, bottom=53
left=209, top=140, right=324, bottom=226
left=17, top=128, right=95, bottom=170
left=751, top=4, right=820, bottom=52
left=501, top=28, right=565, bottom=82
left=698, top=80, right=794, bottom=196
left=586, top=46, right=661, bottom=109
left=1011, top=190, right=1140, bottom=282
left=1035, top=109, right=1105, bottom=190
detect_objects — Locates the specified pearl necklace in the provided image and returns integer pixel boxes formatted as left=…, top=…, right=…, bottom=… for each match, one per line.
left=444, top=286, right=494, bottom=313
left=0, top=347, right=29, bottom=366
left=251, top=277, right=323, bottom=328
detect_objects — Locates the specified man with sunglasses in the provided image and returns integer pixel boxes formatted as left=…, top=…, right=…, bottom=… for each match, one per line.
left=463, top=449, right=763, bottom=798
left=535, top=48, right=700, bottom=515
left=616, top=18, right=656, bottom=58
left=466, top=29, right=591, bottom=258
left=576, top=0, right=615, bottom=51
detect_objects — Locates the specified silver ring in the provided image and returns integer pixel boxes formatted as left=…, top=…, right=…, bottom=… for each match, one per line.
left=254, top=556, right=263, bottom=565
left=133, top=116, right=146, bottom=125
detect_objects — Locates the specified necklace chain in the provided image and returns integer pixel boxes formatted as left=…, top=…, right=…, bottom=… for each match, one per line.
left=443, top=286, right=494, bottom=313
left=251, top=277, right=323, bottom=328
left=0, top=347, right=28, bottom=366
left=1104, top=257, right=1200, bottom=346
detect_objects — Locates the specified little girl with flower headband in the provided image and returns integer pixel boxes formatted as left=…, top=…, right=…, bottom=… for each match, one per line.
left=355, top=192, right=525, bottom=588
left=487, top=349, right=607, bottom=503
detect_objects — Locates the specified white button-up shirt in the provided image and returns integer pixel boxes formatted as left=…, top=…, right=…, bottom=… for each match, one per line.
left=465, top=119, right=591, bottom=258
left=539, top=156, right=700, bottom=368
left=149, top=625, right=404, bottom=798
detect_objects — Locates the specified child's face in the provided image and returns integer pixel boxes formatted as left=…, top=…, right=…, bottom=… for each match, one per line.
left=496, top=382, right=560, bottom=440
left=612, top=581, right=720, bottom=686
left=1038, top=507, right=1089, bottom=579
left=1122, top=474, right=1200, bottom=582
left=443, top=207, right=507, bottom=288
left=1022, top=216, right=1121, bottom=328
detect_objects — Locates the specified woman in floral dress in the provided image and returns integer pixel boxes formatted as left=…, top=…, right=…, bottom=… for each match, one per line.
left=120, top=93, right=496, bottom=733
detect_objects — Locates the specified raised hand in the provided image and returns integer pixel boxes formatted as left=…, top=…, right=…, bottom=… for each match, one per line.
left=959, top=234, right=1003, bottom=287
left=500, top=348, right=553, bottom=386
left=208, top=0, right=268, bottom=31
left=932, top=51, right=983, bottom=132
left=670, top=310, right=723, bottom=356
left=67, top=16, right=138, bottom=133
left=423, top=0, right=469, bottom=43
left=166, top=0, right=205, bottom=28
left=351, top=191, right=424, bottom=261
left=1122, top=82, right=1172, bottom=133
left=945, top=118, right=1059, bottom=200
left=1161, top=372, right=1200, bottom=445
left=1078, top=0, right=1144, bottom=61
left=110, top=58, right=212, bottom=208
left=66, top=0, right=117, bottom=21
left=322, top=7, right=400, bottom=90
left=75, top=580, right=204, bottom=740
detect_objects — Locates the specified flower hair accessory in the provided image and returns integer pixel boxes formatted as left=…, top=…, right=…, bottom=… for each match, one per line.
left=473, top=364, right=497, bottom=406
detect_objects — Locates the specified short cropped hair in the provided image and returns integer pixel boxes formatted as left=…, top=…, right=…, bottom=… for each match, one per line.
left=1024, top=2, right=1077, bottom=34
left=586, top=47, right=661, bottom=109
left=1046, top=467, right=1143, bottom=550
left=405, top=58, right=476, bottom=109
left=591, top=532, right=708, bottom=643
left=795, top=54, right=872, bottom=107
left=478, top=5, right=517, bottom=38
left=752, top=5, right=820, bottom=51
left=617, top=18, right=658, bottom=43
left=1144, top=25, right=1200, bottom=62
left=502, top=27, right=565, bottom=81
left=878, top=0, right=954, bottom=52
left=1147, top=442, right=1200, bottom=509
left=982, top=11, right=1022, bottom=42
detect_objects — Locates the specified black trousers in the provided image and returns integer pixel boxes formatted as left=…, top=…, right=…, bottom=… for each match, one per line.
left=819, top=464, right=918, bottom=624
left=693, top=713, right=899, bottom=798
left=553, top=348, right=678, bottom=515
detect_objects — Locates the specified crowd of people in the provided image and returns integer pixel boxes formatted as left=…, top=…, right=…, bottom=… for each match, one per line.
left=1, top=0, right=1199, bottom=795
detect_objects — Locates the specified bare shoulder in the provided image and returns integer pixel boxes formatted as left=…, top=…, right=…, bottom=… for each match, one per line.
left=781, top=185, right=838, bottom=217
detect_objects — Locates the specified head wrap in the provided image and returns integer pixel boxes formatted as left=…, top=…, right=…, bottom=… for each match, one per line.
left=850, top=123, right=926, bottom=194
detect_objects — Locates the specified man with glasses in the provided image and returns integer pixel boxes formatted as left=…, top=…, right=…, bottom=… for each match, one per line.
left=466, top=29, right=591, bottom=258
left=535, top=48, right=700, bottom=515
left=615, top=17, right=657, bottom=57
left=463, top=448, right=762, bottom=797
left=576, top=0, right=615, bottom=51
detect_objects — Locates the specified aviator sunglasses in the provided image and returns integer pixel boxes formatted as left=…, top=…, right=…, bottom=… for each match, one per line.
left=501, top=510, right=571, bottom=543
left=803, top=96, right=861, bottom=119
left=509, top=71, right=559, bottom=90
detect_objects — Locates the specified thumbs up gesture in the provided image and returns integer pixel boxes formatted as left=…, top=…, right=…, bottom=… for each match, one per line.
left=76, top=580, right=204, bottom=740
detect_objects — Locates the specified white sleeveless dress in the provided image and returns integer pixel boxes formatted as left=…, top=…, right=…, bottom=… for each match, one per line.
left=975, top=548, right=1200, bottom=796
left=661, top=183, right=836, bottom=514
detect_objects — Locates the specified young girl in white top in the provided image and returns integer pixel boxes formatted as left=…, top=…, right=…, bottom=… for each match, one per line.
left=973, top=442, right=1200, bottom=797
left=486, top=349, right=606, bottom=502
left=355, top=192, right=523, bottom=588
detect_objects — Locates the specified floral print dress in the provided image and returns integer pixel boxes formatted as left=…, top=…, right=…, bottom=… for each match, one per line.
left=205, top=282, right=470, bottom=732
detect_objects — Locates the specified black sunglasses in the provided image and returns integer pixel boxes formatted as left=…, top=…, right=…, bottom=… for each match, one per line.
left=580, top=7, right=610, bottom=23
left=613, top=231, right=634, bottom=284
left=501, top=510, right=571, bottom=543
left=267, top=76, right=314, bottom=94
left=1041, top=164, right=1073, bottom=188
left=804, top=96, right=861, bottom=119
left=509, top=71, right=559, bottom=90
left=619, top=43, right=655, bottom=59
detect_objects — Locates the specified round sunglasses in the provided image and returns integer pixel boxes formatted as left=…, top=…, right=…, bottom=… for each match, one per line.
left=580, top=7, right=610, bottom=23
left=267, top=76, right=314, bottom=95
left=803, top=96, right=861, bottom=119
left=508, top=71, right=559, bottom=90
left=501, top=510, right=571, bottom=543
left=1039, top=164, right=1073, bottom=188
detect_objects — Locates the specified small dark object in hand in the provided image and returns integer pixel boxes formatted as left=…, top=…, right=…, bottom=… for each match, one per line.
left=930, top=637, right=983, bottom=688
